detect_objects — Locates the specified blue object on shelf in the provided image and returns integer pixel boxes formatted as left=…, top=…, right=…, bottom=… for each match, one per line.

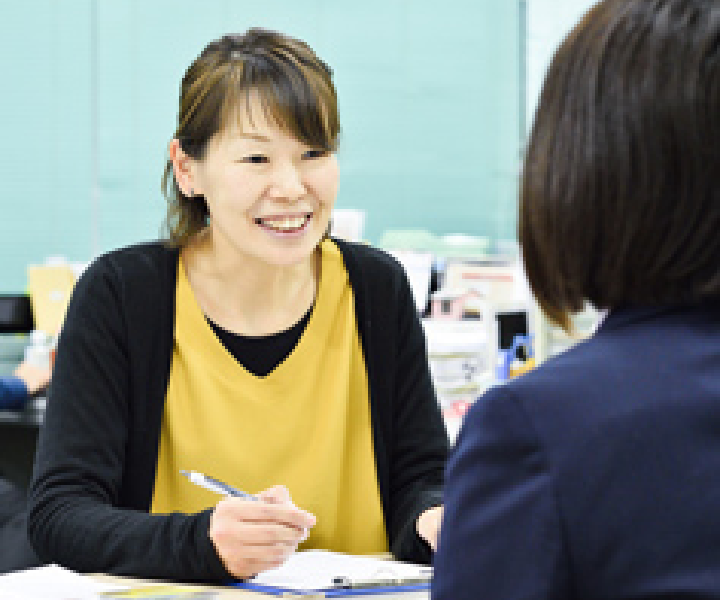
left=496, top=334, right=534, bottom=381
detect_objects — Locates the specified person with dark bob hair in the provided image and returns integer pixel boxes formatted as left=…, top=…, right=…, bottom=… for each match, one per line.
left=433, top=0, right=720, bottom=598
left=28, top=29, right=447, bottom=582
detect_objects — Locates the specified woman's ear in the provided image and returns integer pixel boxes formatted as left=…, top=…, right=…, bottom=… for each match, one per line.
left=168, top=139, right=196, bottom=197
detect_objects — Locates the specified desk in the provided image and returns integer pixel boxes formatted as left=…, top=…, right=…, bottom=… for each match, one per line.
left=0, top=397, right=44, bottom=489
left=93, top=574, right=430, bottom=598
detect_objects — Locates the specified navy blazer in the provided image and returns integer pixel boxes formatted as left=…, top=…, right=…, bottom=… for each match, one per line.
left=433, top=305, right=720, bottom=599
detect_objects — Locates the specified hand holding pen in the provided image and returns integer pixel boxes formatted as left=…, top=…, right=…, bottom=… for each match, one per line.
left=181, top=470, right=316, bottom=580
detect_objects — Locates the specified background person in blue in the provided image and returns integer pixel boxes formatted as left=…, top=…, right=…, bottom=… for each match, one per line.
left=433, top=0, right=720, bottom=598
left=28, top=29, right=446, bottom=582
left=0, top=361, right=50, bottom=411
left=0, top=359, right=49, bottom=572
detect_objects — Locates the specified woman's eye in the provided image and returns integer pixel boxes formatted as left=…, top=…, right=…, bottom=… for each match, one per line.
left=242, top=155, right=268, bottom=164
left=303, top=149, right=328, bottom=159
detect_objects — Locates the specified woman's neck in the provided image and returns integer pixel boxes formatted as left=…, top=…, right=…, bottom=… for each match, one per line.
left=182, top=230, right=320, bottom=336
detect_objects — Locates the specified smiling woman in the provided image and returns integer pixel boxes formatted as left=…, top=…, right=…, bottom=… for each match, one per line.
left=162, top=30, right=339, bottom=250
left=27, top=29, right=448, bottom=583
left=169, top=95, right=338, bottom=283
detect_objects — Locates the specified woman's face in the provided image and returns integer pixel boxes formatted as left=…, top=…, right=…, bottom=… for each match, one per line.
left=190, top=95, right=339, bottom=268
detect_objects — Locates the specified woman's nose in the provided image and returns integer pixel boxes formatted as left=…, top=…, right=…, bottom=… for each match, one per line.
left=268, top=163, right=306, bottom=200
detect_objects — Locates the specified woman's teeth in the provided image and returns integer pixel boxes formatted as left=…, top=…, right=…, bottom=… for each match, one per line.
left=258, top=215, right=309, bottom=231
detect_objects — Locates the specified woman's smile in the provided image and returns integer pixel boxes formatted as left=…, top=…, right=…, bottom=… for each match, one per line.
left=254, top=212, right=314, bottom=236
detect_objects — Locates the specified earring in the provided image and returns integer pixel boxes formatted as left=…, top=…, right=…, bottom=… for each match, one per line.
left=188, top=187, right=194, bottom=198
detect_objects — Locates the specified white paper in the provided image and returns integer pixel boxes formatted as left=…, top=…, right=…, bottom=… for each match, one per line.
left=0, top=564, right=127, bottom=600
left=250, top=550, right=432, bottom=591
left=387, top=250, right=433, bottom=314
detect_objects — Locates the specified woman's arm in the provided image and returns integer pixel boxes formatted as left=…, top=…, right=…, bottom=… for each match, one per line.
left=27, top=255, right=228, bottom=582
left=0, top=374, right=29, bottom=411
left=0, top=360, right=50, bottom=410
left=386, top=270, right=448, bottom=563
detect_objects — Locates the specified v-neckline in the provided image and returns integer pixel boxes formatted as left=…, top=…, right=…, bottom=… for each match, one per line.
left=176, top=242, right=332, bottom=380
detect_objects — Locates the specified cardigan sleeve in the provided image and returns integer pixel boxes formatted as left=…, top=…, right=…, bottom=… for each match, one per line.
left=384, top=264, right=448, bottom=563
left=27, top=253, right=229, bottom=582
left=0, top=375, right=29, bottom=411
left=432, top=385, right=570, bottom=600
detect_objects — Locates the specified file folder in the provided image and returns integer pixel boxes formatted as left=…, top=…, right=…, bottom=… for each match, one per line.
left=233, top=580, right=429, bottom=597
left=230, top=550, right=431, bottom=597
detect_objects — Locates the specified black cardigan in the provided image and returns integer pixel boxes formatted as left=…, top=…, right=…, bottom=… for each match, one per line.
left=27, top=239, right=448, bottom=582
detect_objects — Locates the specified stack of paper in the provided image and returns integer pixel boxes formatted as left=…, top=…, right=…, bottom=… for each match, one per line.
left=243, top=550, right=432, bottom=594
left=0, top=564, right=127, bottom=600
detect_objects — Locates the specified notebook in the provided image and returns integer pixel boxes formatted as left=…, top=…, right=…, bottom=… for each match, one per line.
left=232, top=550, right=432, bottom=596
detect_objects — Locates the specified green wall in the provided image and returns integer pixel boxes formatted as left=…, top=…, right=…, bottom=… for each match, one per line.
left=0, top=0, right=522, bottom=293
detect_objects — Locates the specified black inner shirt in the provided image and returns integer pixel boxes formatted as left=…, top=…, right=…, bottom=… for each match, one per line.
left=206, top=306, right=313, bottom=377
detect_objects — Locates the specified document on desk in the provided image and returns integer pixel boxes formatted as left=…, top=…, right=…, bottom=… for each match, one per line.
left=0, top=564, right=128, bottom=600
left=235, top=549, right=432, bottom=596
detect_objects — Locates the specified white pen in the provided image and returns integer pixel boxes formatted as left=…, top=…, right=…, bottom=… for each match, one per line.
left=180, top=470, right=259, bottom=501
left=181, top=469, right=311, bottom=542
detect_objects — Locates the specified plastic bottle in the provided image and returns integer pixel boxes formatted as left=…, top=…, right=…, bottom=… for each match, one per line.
left=24, top=330, right=52, bottom=371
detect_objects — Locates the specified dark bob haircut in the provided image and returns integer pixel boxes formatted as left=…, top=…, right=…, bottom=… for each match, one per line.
left=520, top=0, right=720, bottom=331
left=161, top=28, right=339, bottom=246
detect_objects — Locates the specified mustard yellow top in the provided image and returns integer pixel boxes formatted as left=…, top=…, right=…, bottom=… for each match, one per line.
left=151, top=239, right=388, bottom=554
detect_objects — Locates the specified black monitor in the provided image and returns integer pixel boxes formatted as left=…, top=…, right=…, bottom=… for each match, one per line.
left=496, top=309, right=528, bottom=350
left=0, top=295, right=34, bottom=334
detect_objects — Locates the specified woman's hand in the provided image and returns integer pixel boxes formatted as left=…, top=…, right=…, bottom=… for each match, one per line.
left=209, top=485, right=316, bottom=579
left=416, top=505, right=443, bottom=551
left=13, top=361, right=51, bottom=396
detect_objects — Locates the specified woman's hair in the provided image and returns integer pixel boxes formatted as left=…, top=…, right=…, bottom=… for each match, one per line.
left=161, top=28, right=339, bottom=246
left=520, top=0, right=720, bottom=330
